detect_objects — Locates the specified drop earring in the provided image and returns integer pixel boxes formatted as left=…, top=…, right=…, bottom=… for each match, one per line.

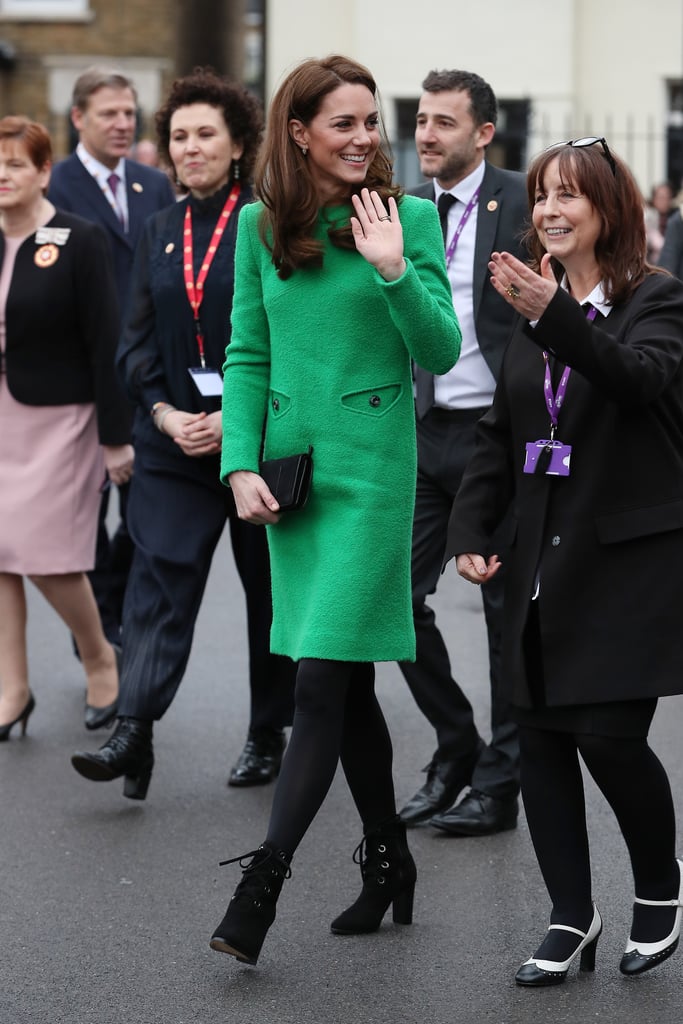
left=300, top=146, right=308, bottom=157
left=233, top=161, right=240, bottom=181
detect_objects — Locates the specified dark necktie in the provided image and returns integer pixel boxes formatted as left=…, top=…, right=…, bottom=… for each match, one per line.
left=437, top=191, right=457, bottom=242
left=415, top=193, right=458, bottom=419
left=107, top=172, right=125, bottom=228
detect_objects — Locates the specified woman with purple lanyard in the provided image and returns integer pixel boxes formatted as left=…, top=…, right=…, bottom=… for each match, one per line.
left=446, top=137, right=683, bottom=987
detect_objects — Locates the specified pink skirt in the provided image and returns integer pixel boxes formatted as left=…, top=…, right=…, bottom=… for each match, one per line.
left=0, top=377, right=104, bottom=574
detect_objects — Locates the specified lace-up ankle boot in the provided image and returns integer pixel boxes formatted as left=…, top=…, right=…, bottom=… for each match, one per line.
left=71, top=717, right=154, bottom=800
left=210, top=843, right=292, bottom=965
left=330, top=815, right=417, bottom=935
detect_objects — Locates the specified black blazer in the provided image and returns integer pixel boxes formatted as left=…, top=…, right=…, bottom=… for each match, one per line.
left=117, top=184, right=252, bottom=469
left=447, top=274, right=683, bottom=707
left=47, top=154, right=176, bottom=314
left=0, top=211, right=130, bottom=444
left=412, top=161, right=529, bottom=380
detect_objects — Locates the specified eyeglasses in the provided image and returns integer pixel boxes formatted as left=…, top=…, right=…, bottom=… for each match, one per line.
left=548, top=137, right=617, bottom=176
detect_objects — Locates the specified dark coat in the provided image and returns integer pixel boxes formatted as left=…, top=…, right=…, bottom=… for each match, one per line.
left=47, top=154, right=176, bottom=314
left=412, top=162, right=529, bottom=379
left=117, top=184, right=252, bottom=472
left=446, top=274, right=683, bottom=707
left=0, top=210, right=129, bottom=444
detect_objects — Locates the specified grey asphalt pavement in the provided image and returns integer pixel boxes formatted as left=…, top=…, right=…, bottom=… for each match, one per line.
left=2, top=528, right=683, bottom=1024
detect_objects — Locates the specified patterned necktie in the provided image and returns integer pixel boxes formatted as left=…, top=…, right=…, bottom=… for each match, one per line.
left=107, top=172, right=124, bottom=227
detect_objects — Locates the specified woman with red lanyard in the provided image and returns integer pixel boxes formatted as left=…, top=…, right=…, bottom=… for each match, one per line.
left=71, top=68, right=295, bottom=800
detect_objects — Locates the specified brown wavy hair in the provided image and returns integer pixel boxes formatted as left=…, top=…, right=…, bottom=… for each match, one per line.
left=0, top=115, right=51, bottom=169
left=255, top=54, right=402, bottom=279
left=155, top=67, right=263, bottom=192
left=524, top=141, right=658, bottom=304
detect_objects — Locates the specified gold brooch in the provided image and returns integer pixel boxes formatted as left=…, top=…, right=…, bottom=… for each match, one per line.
left=34, top=244, right=59, bottom=268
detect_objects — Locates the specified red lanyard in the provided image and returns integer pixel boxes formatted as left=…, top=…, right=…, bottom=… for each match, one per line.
left=183, top=184, right=240, bottom=367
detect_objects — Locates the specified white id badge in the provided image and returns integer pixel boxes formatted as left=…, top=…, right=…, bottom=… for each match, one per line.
left=188, top=367, right=223, bottom=397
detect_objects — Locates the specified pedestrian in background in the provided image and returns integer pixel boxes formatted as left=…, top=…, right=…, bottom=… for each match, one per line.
left=71, top=68, right=295, bottom=799
left=210, top=54, right=460, bottom=966
left=399, top=69, right=527, bottom=837
left=0, top=116, right=126, bottom=738
left=450, top=136, right=683, bottom=986
left=49, top=67, right=176, bottom=656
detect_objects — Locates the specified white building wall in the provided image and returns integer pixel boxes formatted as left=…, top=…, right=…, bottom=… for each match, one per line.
left=265, top=0, right=683, bottom=194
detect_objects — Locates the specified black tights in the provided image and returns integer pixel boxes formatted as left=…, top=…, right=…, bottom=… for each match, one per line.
left=520, top=726, right=678, bottom=957
left=266, top=659, right=396, bottom=860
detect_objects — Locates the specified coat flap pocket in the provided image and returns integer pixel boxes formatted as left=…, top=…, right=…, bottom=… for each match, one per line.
left=340, top=383, right=402, bottom=416
left=595, top=500, right=683, bottom=544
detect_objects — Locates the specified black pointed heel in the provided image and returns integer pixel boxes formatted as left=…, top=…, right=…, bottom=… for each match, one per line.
left=0, top=693, right=36, bottom=741
left=330, top=816, right=417, bottom=935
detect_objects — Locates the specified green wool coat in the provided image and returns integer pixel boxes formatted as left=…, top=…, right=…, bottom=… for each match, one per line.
left=221, top=195, right=461, bottom=662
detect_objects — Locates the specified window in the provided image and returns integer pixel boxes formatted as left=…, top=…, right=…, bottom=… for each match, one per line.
left=0, top=0, right=90, bottom=19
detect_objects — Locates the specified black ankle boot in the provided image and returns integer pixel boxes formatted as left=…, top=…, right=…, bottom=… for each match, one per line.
left=71, top=717, right=154, bottom=800
left=210, top=843, right=292, bottom=965
left=330, top=816, right=417, bottom=935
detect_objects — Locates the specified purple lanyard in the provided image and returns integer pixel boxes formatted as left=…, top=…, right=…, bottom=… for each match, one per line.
left=444, top=187, right=480, bottom=267
left=542, top=304, right=597, bottom=436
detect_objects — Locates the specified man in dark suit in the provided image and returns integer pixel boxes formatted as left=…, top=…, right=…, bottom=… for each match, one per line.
left=48, top=67, right=176, bottom=651
left=398, top=69, right=528, bottom=835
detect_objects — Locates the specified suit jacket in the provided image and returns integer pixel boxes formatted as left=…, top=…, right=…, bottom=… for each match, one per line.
left=0, top=211, right=130, bottom=444
left=446, top=274, right=683, bottom=707
left=47, top=154, right=176, bottom=315
left=658, top=208, right=683, bottom=280
left=412, top=162, right=528, bottom=380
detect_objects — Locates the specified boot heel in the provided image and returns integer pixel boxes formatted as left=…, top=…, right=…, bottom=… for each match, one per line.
left=123, top=760, right=153, bottom=800
left=392, top=884, right=415, bottom=925
left=580, top=934, right=599, bottom=972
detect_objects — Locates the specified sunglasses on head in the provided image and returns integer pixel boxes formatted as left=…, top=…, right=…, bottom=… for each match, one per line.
left=547, top=136, right=617, bottom=176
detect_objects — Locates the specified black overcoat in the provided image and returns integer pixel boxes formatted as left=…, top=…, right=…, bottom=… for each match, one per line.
left=446, top=274, right=683, bottom=707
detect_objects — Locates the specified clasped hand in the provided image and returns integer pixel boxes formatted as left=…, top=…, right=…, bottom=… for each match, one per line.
left=163, top=409, right=222, bottom=457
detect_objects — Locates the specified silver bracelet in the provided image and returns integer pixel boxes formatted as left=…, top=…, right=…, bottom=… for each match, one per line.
left=155, top=405, right=176, bottom=433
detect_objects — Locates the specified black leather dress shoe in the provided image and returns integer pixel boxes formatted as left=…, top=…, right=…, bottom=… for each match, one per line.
left=430, top=788, right=519, bottom=836
left=399, top=740, right=484, bottom=827
left=228, top=729, right=286, bottom=787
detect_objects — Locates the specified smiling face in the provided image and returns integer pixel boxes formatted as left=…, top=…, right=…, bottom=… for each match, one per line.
left=0, top=139, right=50, bottom=214
left=289, top=83, right=380, bottom=204
left=169, top=103, right=243, bottom=198
left=72, top=86, right=137, bottom=170
left=532, top=156, right=603, bottom=278
left=415, top=88, right=494, bottom=189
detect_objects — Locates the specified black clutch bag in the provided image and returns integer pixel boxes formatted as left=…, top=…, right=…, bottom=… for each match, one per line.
left=259, top=445, right=313, bottom=512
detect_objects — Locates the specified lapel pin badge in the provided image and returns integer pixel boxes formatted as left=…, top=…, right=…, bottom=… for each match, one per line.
left=165, top=243, right=175, bottom=254
left=132, top=182, right=143, bottom=193
left=487, top=200, right=498, bottom=212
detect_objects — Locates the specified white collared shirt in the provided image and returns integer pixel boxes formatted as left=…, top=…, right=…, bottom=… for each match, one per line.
left=76, top=142, right=129, bottom=230
left=432, top=161, right=497, bottom=410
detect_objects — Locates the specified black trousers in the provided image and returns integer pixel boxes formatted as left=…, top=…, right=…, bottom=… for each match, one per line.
left=117, top=443, right=295, bottom=727
left=398, top=406, right=519, bottom=799
left=88, top=482, right=134, bottom=644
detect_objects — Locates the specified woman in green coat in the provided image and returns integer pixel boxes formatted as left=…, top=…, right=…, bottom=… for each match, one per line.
left=210, top=55, right=461, bottom=966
